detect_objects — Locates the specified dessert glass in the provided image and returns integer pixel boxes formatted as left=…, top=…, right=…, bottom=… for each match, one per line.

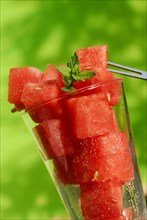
left=22, top=79, right=146, bottom=220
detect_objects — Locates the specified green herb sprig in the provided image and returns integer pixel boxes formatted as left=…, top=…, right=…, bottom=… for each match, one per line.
left=56, top=53, right=96, bottom=92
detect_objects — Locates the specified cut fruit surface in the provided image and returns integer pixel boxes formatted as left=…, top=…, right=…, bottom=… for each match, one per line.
left=21, top=80, right=60, bottom=108
left=70, top=135, right=134, bottom=183
left=74, top=72, right=122, bottom=106
left=66, top=93, right=119, bottom=139
left=28, top=99, right=63, bottom=123
left=8, top=67, right=43, bottom=110
left=100, top=78, right=122, bottom=105
left=93, top=131, right=130, bottom=157
left=80, top=181, right=123, bottom=220
left=76, top=45, right=108, bottom=72
left=21, top=80, right=64, bottom=122
left=34, top=119, right=74, bottom=159
left=43, top=64, right=64, bottom=88
left=96, top=152, right=134, bottom=182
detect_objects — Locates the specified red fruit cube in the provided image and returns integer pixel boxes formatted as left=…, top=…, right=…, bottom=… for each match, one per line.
left=33, top=119, right=74, bottom=159
left=76, top=45, right=108, bottom=72
left=71, top=132, right=134, bottom=183
left=80, top=181, right=123, bottom=220
left=43, top=64, right=64, bottom=88
left=8, top=67, right=43, bottom=110
left=96, top=152, right=134, bottom=182
left=72, top=138, right=98, bottom=183
left=21, top=80, right=63, bottom=122
left=28, top=99, right=63, bottom=123
left=21, top=80, right=60, bottom=108
left=100, top=78, right=122, bottom=106
left=66, top=93, right=119, bottom=139
left=93, top=131, right=130, bottom=157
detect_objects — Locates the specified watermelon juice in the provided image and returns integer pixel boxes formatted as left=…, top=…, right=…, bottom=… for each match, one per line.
left=21, top=79, right=146, bottom=220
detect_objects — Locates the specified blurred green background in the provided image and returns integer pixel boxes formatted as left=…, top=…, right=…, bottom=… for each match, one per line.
left=1, top=0, right=146, bottom=219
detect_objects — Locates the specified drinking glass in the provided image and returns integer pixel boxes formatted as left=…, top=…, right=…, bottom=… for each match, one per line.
left=22, top=79, right=146, bottom=220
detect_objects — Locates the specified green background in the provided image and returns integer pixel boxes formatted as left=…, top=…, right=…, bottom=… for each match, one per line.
left=1, top=0, right=146, bottom=219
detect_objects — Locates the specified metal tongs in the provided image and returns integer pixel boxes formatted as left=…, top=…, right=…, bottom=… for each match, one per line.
left=108, top=62, right=147, bottom=80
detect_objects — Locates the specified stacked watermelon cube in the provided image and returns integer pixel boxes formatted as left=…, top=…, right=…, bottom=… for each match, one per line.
left=8, top=45, right=134, bottom=220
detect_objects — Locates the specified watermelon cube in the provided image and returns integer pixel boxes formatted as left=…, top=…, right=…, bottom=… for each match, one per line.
left=70, top=132, right=134, bottom=183
left=21, top=80, right=63, bottom=122
left=96, top=152, right=134, bottom=182
left=74, top=71, right=122, bottom=107
left=43, top=64, right=64, bottom=88
left=21, top=80, right=60, bottom=108
left=33, top=119, right=74, bottom=159
left=28, top=99, right=63, bottom=123
left=66, top=93, right=119, bottom=139
left=80, top=181, right=123, bottom=220
left=8, top=67, right=43, bottom=110
left=94, top=131, right=130, bottom=157
left=76, top=45, right=108, bottom=72
left=72, top=137, right=98, bottom=183
left=100, top=78, right=122, bottom=106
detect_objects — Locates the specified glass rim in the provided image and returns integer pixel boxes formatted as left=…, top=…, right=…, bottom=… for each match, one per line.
left=25, top=78, right=122, bottom=113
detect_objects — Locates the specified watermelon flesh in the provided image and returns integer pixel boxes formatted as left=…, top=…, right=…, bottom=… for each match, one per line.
left=28, top=99, right=64, bottom=123
left=8, top=67, right=43, bottom=110
left=43, top=64, right=64, bottom=88
left=21, top=71, right=64, bottom=122
left=94, top=131, right=131, bottom=156
left=69, top=132, right=134, bottom=184
left=76, top=45, right=108, bottom=71
left=95, top=152, right=134, bottom=183
left=34, top=119, right=74, bottom=159
left=100, top=78, right=122, bottom=106
left=74, top=71, right=122, bottom=106
left=21, top=81, right=63, bottom=123
left=21, top=80, right=60, bottom=109
left=80, top=181, right=123, bottom=220
left=66, top=93, right=119, bottom=139
left=75, top=45, right=122, bottom=106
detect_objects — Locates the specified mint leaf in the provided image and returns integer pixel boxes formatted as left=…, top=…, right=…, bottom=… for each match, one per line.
left=71, top=69, right=96, bottom=81
left=56, top=66, right=71, bottom=76
left=72, top=64, right=80, bottom=73
left=56, top=65, right=73, bottom=88
left=56, top=52, right=96, bottom=92
left=67, top=53, right=79, bottom=69
left=61, top=87, right=75, bottom=92
left=62, top=75, right=73, bottom=87
left=79, top=70, right=96, bottom=81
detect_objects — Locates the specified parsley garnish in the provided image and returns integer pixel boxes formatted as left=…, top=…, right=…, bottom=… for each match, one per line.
left=56, top=53, right=96, bottom=92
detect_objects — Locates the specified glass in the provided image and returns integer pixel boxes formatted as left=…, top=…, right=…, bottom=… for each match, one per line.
left=22, top=79, right=146, bottom=220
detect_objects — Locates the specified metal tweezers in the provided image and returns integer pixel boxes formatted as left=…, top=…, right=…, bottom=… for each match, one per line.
left=108, top=62, right=147, bottom=80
